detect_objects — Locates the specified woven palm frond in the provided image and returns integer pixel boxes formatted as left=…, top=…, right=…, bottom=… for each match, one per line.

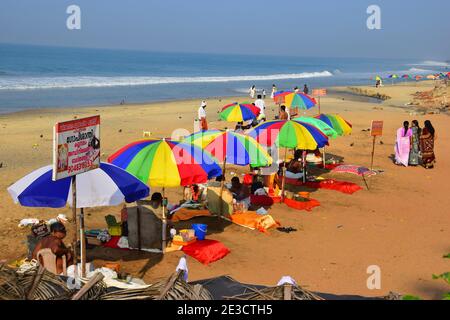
left=0, top=264, right=26, bottom=300
left=0, top=264, right=72, bottom=300
left=99, top=271, right=212, bottom=300
left=225, top=283, right=323, bottom=301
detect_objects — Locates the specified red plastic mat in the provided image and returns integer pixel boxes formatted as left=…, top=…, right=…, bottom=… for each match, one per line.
left=182, top=239, right=230, bottom=265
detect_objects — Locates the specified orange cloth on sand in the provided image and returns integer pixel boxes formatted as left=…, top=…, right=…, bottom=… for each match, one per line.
left=283, top=198, right=320, bottom=212
left=171, top=208, right=211, bottom=222
left=230, top=212, right=280, bottom=233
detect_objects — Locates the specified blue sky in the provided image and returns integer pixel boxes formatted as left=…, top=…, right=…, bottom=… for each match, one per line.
left=0, top=0, right=449, bottom=59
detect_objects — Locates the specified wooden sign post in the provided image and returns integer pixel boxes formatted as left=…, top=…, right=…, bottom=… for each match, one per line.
left=312, top=88, right=327, bottom=114
left=370, top=120, right=384, bottom=170
left=53, top=115, right=101, bottom=277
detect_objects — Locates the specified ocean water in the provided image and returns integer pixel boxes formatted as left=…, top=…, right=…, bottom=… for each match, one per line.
left=0, top=43, right=448, bottom=113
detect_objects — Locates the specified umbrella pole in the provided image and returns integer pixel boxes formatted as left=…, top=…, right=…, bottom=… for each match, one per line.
left=80, top=208, right=86, bottom=277
left=302, top=150, right=307, bottom=184
left=219, top=156, right=227, bottom=217
left=322, top=146, right=326, bottom=168
left=318, top=97, right=321, bottom=115
left=162, top=187, right=167, bottom=254
left=71, top=176, right=78, bottom=274
left=281, top=148, right=288, bottom=202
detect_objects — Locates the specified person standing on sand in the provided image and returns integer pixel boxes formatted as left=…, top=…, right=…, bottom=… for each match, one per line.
left=262, top=89, right=266, bottom=99
left=198, top=100, right=208, bottom=131
left=249, top=85, right=256, bottom=99
left=394, top=121, right=412, bottom=167
left=303, top=84, right=309, bottom=95
left=271, top=84, right=277, bottom=99
left=409, top=120, right=421, bottom=166
left=420, top=120, right=436, bottom=169
left=254, top=94, right=266, bottom=122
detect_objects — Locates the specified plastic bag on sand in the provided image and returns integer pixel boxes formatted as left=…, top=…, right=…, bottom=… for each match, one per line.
left=87, top=267, right=117, bottom=280
left=117, top=236, right=129, bottom=249
left=256, top=207, right=268, bottom=215
left=176, top=256, right=189, bottom=282
left=67, top=263, right=95, bottom=278
left=277, top=276, right=297, bottom=286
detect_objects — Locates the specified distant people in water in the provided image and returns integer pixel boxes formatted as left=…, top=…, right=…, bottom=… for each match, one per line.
left=419, top=120, right=436, bottom=169
left=303, top=84, right=309, bottom=95
left=395, top=121, right=412, bottom=166
left=409, top=120, right=421, bottom=166
left=293, top=86, right=300, bottom=93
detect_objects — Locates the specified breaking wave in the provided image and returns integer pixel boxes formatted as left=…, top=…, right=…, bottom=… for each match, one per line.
left=412, top=61, right=450, bottom=68
left=0, top=71, right=333, bottom=91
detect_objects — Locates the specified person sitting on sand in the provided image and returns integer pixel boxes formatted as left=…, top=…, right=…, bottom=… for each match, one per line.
left=235, top=121, right=245, bottom=133
left=229, top=177, right=251, bottom=211
left=32, top=222, right=73, bottom=274
left=279, top=105, right=289, bottom=120
left=285, top=150, right=304, bottom=180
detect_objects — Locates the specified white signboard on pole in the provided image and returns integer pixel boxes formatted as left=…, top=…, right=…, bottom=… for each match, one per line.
left=52, top=115, right=101, bottom=181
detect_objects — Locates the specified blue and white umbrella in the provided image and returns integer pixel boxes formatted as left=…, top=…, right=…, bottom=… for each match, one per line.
left=7, top=162, right=150, bottom=208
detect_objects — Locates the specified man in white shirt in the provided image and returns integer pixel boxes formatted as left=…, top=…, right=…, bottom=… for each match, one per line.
left=198, top=100, right=208, bottom=130
left=254, top=95, right=266, bottom=119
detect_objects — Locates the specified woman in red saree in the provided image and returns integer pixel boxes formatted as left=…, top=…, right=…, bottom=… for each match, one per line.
left=419, top=120, right=436, bottom=169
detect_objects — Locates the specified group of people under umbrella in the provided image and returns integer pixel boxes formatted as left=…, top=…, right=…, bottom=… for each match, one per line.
left=7, top=89, right=352, bottom=277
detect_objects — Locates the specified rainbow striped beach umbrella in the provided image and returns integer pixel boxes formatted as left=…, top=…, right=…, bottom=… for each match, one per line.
left=184, top=130, right=272, bottom=167
left=108, top=139, right=222, bottom=187
left=248, top=120, right=328, bottom=150
left=273, top=91, right=316, bottom=110
left=315, top=114, right=352, bottom=136
left=219, top=102, right=260, bottom=122
left=292, top=116, right=338, bottom=139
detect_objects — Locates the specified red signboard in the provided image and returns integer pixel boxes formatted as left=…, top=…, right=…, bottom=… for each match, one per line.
left=52, top=115, right=101, bottom=181
left=312, top=89, right=327, bottom=96
left=371, top=120, right=384, bottom=137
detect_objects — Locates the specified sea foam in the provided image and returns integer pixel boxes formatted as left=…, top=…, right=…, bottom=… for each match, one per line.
left=0, top=71, right=333, bottom=91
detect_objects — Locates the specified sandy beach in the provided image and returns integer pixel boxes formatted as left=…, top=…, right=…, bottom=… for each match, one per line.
left=1, top=81, right=449, bottom=299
